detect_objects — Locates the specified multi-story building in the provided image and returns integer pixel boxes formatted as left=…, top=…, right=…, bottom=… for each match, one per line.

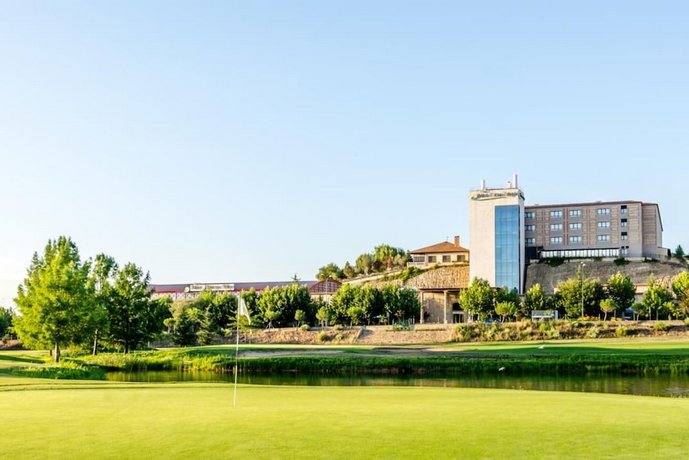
left=524, top=201, right=664, bottom=260
left=469, top=176, right=526, bottom=293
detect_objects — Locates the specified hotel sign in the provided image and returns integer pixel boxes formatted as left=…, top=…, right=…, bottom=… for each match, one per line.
left=187, top=283, right=235, bottom=292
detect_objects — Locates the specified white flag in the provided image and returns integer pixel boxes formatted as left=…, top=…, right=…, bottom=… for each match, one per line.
left=238, top=297, right=251, bottom=323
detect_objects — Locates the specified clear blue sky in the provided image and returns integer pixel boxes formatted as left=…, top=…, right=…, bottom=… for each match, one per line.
left=1, top=1, right=687, bottom=306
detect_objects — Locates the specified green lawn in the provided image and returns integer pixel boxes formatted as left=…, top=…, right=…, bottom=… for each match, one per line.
left=2, top=376, right=689, bottom=459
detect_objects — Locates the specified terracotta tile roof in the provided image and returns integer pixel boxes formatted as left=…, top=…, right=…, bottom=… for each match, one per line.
left=410, top=241, right=470, bottom=254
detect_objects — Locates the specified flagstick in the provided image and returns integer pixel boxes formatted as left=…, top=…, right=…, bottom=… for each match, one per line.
left=233, top=299, right=240, bottom=407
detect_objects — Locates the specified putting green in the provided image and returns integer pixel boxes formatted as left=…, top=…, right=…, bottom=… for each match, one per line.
left=1, top=376, right=689, bottom=459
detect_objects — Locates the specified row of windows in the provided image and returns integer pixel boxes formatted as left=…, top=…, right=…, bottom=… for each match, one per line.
left=542, top=248, right=620, bottom=258
left=526, top=232, right=629, bottom=246
left=527, top=221, right=615, bottom=232
left=525, top=207, right=624, bottom=220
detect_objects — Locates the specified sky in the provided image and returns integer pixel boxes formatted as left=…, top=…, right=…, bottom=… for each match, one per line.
left=1, top=1, right=688, bottom=306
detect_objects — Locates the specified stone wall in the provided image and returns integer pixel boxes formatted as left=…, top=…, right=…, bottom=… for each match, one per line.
left=525, top=259, right=688, bottom=294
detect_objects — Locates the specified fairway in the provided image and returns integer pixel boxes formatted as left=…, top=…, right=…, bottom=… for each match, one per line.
left=2, top=377, right=689, bottom=459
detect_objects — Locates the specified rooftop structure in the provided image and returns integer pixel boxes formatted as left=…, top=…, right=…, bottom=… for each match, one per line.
left=409, top=236, right=469, bottom=268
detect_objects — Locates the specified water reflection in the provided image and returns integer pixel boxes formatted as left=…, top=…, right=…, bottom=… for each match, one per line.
left=105, top=371, right=689, bottom=398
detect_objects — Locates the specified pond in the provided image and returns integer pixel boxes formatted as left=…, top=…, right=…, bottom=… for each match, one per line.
left=106, top=371, right=689, bottom=398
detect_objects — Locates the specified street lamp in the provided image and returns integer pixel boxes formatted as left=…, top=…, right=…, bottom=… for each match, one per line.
left=580, top=262, right=586, bottom=318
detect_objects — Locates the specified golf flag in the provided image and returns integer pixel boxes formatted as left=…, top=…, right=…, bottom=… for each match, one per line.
left=238, top=297, right=251, bottom=323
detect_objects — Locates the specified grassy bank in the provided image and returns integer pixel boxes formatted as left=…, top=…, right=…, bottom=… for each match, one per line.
left=71, top=338, right=689, bottom=377
left=1, top=379, right=688, bottom=459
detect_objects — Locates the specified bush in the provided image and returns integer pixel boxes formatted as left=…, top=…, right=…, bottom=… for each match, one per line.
left=653, top=322, right=669, bottom=332
left=334, top=334, right=343, bottom=342
left=317, top=331, right=328, bottom=342
left=299, top=324, right=310, bottom=332
left=615, top=326, right=628, bottom=337
left=332, top=324, right=344, bottom=331
left=684, top=318, right=689, bottom=327
left=12, top=362, right=105, bottom=380
left=614, top=257, right=629, bottom=266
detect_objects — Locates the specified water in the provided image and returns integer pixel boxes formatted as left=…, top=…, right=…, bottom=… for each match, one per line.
left=105, top=371, right=689, bottom=398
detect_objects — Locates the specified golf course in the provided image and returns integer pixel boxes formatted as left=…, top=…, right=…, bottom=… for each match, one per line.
left=3, top=338, right=689, bottom=458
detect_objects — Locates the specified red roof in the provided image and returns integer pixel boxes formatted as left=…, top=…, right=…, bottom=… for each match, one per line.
left=410, top=241, right=470, bottom=254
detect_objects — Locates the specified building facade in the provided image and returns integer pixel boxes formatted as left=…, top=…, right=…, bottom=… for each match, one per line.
left=408, top=236, right=470, bottom=268
left=524, top=201, right=664, bottom=260
left=469, top=176, right=526, bottom=293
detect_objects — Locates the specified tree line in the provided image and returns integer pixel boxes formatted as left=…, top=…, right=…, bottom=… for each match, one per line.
left=316, top=244, right=411, bottom=280
left=461, top=269, right=689, bottom=322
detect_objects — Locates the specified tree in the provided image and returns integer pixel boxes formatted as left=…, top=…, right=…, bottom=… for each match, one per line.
left=674, top=245, right=686, bottom=262
left=606, top=272, right=636, bottom=317
left=107, top=263, right=166, bottom=353
left=642, top=276, right=674, bottom=320
left=556, top=271, right=604, bottom=319
left=294, top=309, right=306, bottom=326
left=672, top=272, right=689, bottom=318
left=88, top=254, right=118, bottom=355
left=459, top=278, right=494, bottom=321
left=316, top=263, right=344, bottom=280
left=316, top=305, right=330, bottom=327
left=599, top=299, right=617, bottom=321
left=522, top=284, right=546, bottom=318
left=342, top=262, right=356, bottom=279
left=14, top=237, right=96, bottom=362
left=355, top=253, right=374, bottom=276
left=0, top=307, right=14, bottom=339
left=329, top=284, right=358, bottom=324
left=495, top=301, right=517, bottom=322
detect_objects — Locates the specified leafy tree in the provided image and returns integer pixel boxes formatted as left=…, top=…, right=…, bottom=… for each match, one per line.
left=354, top=285, right=384, bottom=324
left=674, top=245, right=686, bottom=262
left=342, top=262, right=356, bottom=279
left=522, top=284, right=546, bottom=318
left=170, top=301, right=202, bottom=346
left=256, top=284, right=312, bottom=327
left=316, top=263, right=344, bottom=280
left=316, top=305, right=330, bottom=327
left=347, top=306, right=366, bottom=326
left=107, top=263, right=166, bottom=353
left=329, top=284, right=358, bottom=324
left=294, top=309, right=306, bottom=326
left=672, top=272, right=689, bottom=318
left=14, top=237, right=96, bottom=362
left=88, top=254, right=118, bottom=354
left=0, top=307, right=14, bottom=339
left=495, top=301, right=517, bottom=322
left=599, top=298, right=617, bottom=321
left=355, top=253, right=374, bottom=276
left=606, top=272, right=636, bottom=317
left=642, top=276, right=674, bottom=320
left=459, top=278, right=494, bottom=321
left=195, top=291, right=237, bottom=334
left=556, top=270, right=604, bottom=319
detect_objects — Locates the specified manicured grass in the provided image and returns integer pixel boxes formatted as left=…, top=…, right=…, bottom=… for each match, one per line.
left=1, top=376, right=689, bottom=459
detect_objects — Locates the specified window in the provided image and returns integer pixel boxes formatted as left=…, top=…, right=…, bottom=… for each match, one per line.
left=621, top=246, right=629, bottom=256
left=428, top=256, right=436, bottom=263
left=495, top=205, right=520, bottom=292
left=569, top=209, right=582, bottom=217
left=549, top=210, right=563, bottom=218
left=621, top=205, right=628, bottom=214
left=597, top=221, right=610, bottom=228
left=597, top=235, right=610, bottom=242
left=569, top=222, right=582, bottom=230
left=550, top=223, right=563, bottom=231
left=569, top=236, right=582, bottom=244
left=550, top=236, right=563, bottom=244
left=621, top=218, right=628, bottom=228
left=597, top=208, right=611, bottom=215
left=525, top=211, right=535, bottom=219
left=621, top=232, right=628, bottom=241
left=455, top=254, right=466, bottom=262
left=442, top=255, right=451, bottom=263
left=525, top=224, right=535, bottom=232
left=412, top=255, right=424, bottom=263
left=525, top=237, right=535, bottom=245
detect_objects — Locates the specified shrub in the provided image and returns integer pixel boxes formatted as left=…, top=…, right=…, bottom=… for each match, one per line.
left=332, top=324, right=344, bottom=331
left=317, top=331, right=328, bottom=342
left=653, top=322, right=669, bottom=332
left=615, top=326, right=628, bottom=337
left=334, top=334, right=343, bottom=342
left=614, top=257, right=629, bottom=266
left=587, top=326, right=600, bottom=338
left=299, top=324, right=310, bottom=332
left=684, top=318, right=689, bottom=327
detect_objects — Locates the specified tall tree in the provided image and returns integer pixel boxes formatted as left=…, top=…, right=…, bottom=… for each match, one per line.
left=14, top=237, right=95, bottom=362
left=674, top=245, right=686, bottom=262
left=88, top=254, right=118, bottom=354
left=606, top=272, right=636, bottom=317
left=316, top=263, right=344, bottom=280
left=672, top=272, right=689, bottom=318
left=642, top=276, right=674, bottom=320
left=107, top=263, right=165, bottom=353
left=556, top=271, right=604, bottom=319
left=459, top=278, right=494, bottom=321
left=0, top=307, right=14, bottom=339
left=522, top=284, right=546, bottom=318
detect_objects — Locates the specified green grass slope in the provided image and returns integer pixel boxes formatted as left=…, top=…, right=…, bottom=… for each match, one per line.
left=1, top=377, right=689, bottom=459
